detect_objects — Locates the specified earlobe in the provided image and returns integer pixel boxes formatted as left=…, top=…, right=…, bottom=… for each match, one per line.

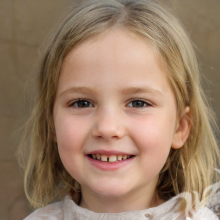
left=172, top=106, right=191, bottom=149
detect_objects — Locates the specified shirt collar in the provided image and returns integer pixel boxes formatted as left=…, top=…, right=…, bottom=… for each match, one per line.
left=63, top=194, right=183, bottom=220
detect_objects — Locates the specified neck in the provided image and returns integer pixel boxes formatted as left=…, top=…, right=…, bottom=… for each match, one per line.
left=79, top=185, right=164, bottom=213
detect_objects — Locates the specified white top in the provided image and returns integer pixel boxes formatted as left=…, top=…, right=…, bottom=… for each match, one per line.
left=24, top=194, right=218, bottom=220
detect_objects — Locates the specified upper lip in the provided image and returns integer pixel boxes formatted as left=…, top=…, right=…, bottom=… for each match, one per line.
left=87, top=150, right=133, bottom=156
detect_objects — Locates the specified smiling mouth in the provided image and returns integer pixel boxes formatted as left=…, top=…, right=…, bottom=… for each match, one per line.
left=88, top=154, right=134, bottom=163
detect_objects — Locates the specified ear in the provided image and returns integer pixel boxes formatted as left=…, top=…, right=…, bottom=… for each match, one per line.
left=172, top=106, right=191, bottom=149
left=53, top=133, right=57, bottom=143
left=52, top=123, right=57, bottom=143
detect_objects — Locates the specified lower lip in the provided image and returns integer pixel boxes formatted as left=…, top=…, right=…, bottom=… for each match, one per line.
left=86, top=156, right=135, bottom=170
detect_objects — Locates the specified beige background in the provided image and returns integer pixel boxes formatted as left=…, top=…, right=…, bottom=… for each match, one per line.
left=0, top=0, right=219, bottom=219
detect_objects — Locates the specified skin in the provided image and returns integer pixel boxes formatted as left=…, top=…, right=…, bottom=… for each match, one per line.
left=53, top=28, right=191, bottom=213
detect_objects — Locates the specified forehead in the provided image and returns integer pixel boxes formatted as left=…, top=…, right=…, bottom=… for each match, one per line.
left=58, top=28, right=171, bottom=95
left=63, top=28, right=162, bottom=69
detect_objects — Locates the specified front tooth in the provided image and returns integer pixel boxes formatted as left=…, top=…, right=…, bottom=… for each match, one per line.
left=122, top=155, right=127, bottom=160
left=101, top=155, right=107, bottom=162
left=109, top=155, right=117, bottom=163
left=96, top=154, right=101, bottom=160
left=117, top=155, right=122, bottom=161
left=92, top=154, right=96, bottom=159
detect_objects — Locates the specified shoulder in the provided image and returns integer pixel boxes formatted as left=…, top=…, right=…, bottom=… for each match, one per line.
left=191, top=206, right=218, bottom=220
left=24, top=201, right=64, bottom=220
left=151, top=196, right=219, bottom=220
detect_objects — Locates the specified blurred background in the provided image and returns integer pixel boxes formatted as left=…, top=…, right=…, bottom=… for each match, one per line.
left=0, top=0, right=219, bottom=219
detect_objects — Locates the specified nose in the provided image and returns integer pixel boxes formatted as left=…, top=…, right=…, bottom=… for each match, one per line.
left=91, top=110, right=126, bottom=141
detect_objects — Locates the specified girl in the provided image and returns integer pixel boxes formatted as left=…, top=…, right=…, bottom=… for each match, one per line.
left=19, top=0, right=220, bottom=219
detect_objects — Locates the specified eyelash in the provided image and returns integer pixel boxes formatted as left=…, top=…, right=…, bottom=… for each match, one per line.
left=69, top=99, right=152, bottom=108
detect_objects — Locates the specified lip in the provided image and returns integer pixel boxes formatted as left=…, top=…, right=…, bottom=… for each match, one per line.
left=86, top=155, right=135, bottom=170
left=87, top=149, right=132, bottom=156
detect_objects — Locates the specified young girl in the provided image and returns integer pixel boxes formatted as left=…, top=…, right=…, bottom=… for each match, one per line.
left=19, top=0, right=220, bottom=219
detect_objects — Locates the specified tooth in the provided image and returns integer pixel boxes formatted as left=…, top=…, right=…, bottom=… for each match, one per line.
left=117, top=155, right=122, bottom=161
left=96, top=154, right=101, bottom=160
left=122, top=155, right=127, bottom=160
left=101, top=155, right=107, bottom=162
left=109, top=155, right=117, bottom=163
left=92, top=154, right=96, bottom=159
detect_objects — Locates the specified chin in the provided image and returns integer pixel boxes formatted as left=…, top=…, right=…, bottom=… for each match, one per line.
left=89, top=183, right=130, bottom=198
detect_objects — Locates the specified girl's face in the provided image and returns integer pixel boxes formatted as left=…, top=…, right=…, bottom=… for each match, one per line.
left=54, top=29, right=186, bottom=207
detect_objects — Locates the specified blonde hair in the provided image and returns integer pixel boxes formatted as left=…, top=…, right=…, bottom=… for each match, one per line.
left=18, top=0, right=219, bottom=212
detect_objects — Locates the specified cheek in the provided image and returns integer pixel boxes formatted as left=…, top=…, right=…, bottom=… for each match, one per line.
left=54, top=114, right=88, bottom=179
left=130, top=114, right=174, bottom=160
left=55, top=114, right=88, bottom=150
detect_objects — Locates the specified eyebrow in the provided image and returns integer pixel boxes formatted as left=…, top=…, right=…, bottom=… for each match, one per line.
left=60, top=86, right=164, bottom=97
left=60, top=86, right=97, bottom=97
left=120, top=86, right=164, bottom=97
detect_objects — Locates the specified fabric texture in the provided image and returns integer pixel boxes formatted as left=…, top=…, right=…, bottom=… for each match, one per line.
left=24, top=194, right=218, bottom=220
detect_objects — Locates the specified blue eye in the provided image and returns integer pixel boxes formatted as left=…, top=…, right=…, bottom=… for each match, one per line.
left=71, top=100, right=93, bottom=108
left=70, top=99, right=150, bottom=108
left=127, top=100, right=150, bottom=108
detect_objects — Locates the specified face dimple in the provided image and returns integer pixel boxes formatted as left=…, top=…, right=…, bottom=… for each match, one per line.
left=53, top=28, right=178, bottom=210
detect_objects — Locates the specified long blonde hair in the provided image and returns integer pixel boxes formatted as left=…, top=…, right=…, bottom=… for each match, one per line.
left=18, top=0, right=219, bottom=211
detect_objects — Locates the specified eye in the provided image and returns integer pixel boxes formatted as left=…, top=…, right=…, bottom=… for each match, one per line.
left=70, top=99, right=93, bottom=108
left=69, top=99, right=150, bottom=108
left=127, top=100, right=150, bottom=108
